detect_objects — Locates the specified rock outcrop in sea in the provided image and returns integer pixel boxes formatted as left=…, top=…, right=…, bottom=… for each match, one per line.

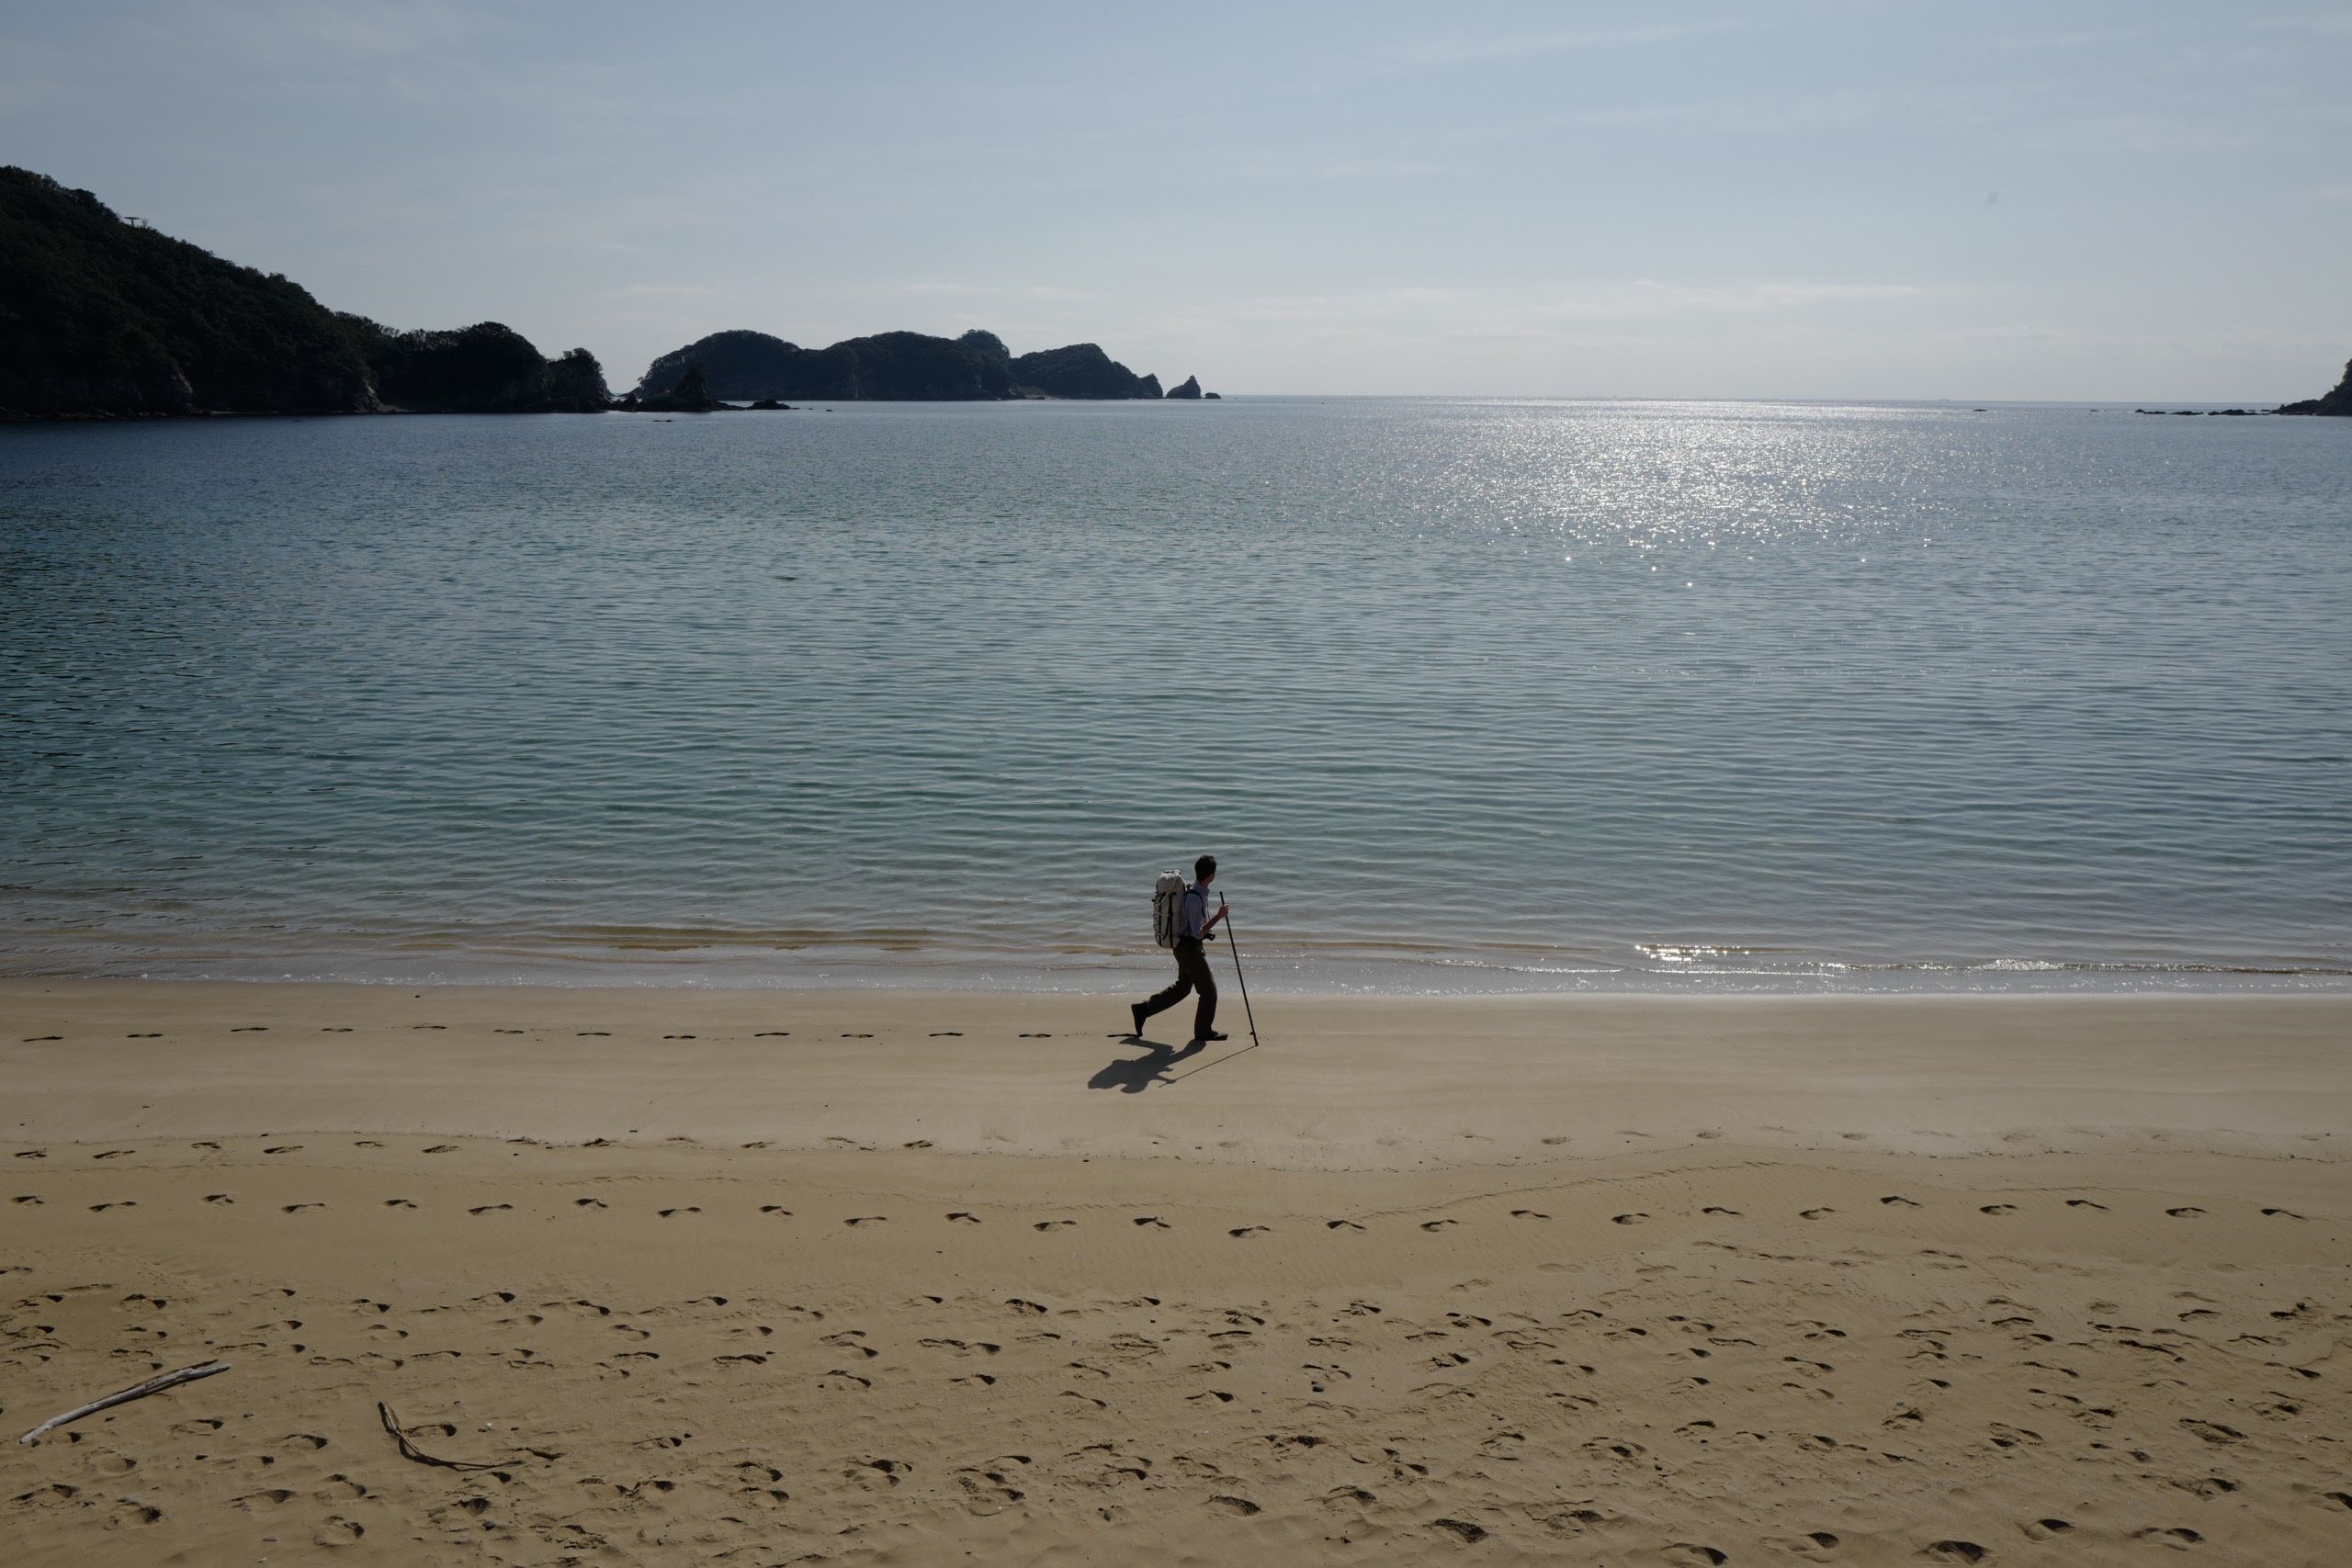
left=627, top=363, right=727, bottom=413
left=2278, top=357, right=2352, bottom=416
left=1166, top=375, right=1203, bottom=400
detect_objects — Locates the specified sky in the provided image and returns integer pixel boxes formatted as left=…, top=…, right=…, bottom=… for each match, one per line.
left=4, top=1, right=2347, bottom=400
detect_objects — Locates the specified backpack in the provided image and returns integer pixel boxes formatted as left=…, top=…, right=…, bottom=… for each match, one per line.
left=1152, top=870, right=1188, bottom=948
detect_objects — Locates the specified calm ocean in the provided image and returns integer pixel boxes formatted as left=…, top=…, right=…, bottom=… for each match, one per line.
left=1, top=399, right=2346, bottom=992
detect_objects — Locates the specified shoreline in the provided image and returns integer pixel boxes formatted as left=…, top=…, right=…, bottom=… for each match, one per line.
left=6, top=980, right=2346, bottom=1166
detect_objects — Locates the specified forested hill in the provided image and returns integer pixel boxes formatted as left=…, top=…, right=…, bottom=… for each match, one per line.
left=636, top=328, right=1170, bottom=401
left=0, top=167, right=605, bottom=416
left=0, top=166, right=376, bottom=415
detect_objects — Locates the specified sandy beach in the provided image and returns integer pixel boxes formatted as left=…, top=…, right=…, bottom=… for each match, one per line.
left=5, top=982, right=2351, bottom=1564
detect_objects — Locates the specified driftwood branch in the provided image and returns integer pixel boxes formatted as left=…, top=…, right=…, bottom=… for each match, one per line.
left=17, top=1359, right=231, bottom=1445
left=378, top=1401, right=504, bottom=1472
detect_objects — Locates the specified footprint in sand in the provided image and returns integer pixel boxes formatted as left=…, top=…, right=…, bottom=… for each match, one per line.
left=761, top=1205, right=793, bottom=1216
left=1511, top=1209, right=1552, bottom=1220
left=128, top=1032, right=163, bottom=1039
left=575, top=1197, right=607, bottom=1209
left=231, top=1026, right=267, bottom=1032
left=2262, top=1207, right=2306, bottom=1219
left=1229, top=1225, right=1270, bottom=1238
left=842, top=1032, right=873, bottom=1039
left=89, top=1201, right=136, bottom=1212
left=903, top=1139, right=933, bottom=1149
left=206, top=1193, right=234, bottom=1204
left=1032, top=1219, right=1076, bottom=1232
left=11, top=1195, right=39, bottom=1206
left=1981, top=1204, right=2017, bottom=1215
left=846, top=1215, right=888, bottom=1226
left=1613, top=1213, right=1649, bottom=1225
left=1135, top=1215, right=1171, bottom=1228
left=944, top=1211, right=980, bottom=1224
left=1702, top=1206, right=1740, bottom=1215
left=2166, top=1206, right=2205, bottom=1218
left=263, top=1145, right=303, bottom=1156
left=1328, top=1219, right=1365, bottom=1231
left=658, top=1207, right=702, bottom=1218
left=13, top=1149, right=46, bottom=1159
left=662, top=1033, right=697, bottom=1040
left=281, top=1202, right=324, bottom=1213
left=469, top=1203, right=512, bottom=1215
left=493, top=1028, right=524, bottom=1035
left=752, top=1031, right=789, bottom=1037
left=1421, top=1219, right=1458, bottom=1232
left=1019, top=1032, right=1053, bottom=1039
left=22, top=1034, right=62, bottom=1043
left=1881, top=1195, right=1922, bottom=1207
left=1799, top=1208, right=1834, bottom=1220
left=929, top=1032, right=963, bottom=1038
left=412, top=1024, right=445, bottom=1031
left=2066, top=1199, right=2107, bottom=1210
left=383, top=1199, right=417, bottom=1209
left=321, top=1027, right=351, bottom=1033
left=576, top=1031, right=610, bottom=1037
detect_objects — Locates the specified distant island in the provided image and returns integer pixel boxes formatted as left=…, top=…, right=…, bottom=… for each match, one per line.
left=624, top=327, right=1211, bottom=405
left=0, top=166, right=1216, bottom=418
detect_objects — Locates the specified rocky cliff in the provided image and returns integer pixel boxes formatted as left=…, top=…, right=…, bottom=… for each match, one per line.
left=2278, top=357, right=2352, bottom=416
left=1007, top=342, right=1161, bottom=400
left=342, top=318, right=610, bottom=413
left=0, top=165, right=378, bottom=416
left=1166, top=375, right=1203, bottom=400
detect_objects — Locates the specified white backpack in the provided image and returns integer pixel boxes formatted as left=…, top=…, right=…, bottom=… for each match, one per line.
left=1151, top=871, right=1188, bottom=948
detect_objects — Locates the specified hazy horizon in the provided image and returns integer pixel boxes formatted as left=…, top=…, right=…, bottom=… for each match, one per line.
left=5, top=2, right=2346, bottom=401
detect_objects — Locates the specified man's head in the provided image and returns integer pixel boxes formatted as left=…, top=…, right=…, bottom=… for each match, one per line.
left=1194, top=854, right=1216, bottom=885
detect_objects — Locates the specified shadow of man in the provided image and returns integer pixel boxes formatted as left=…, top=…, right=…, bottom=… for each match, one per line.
left=1088, top=1035, right=1207, bottom=1094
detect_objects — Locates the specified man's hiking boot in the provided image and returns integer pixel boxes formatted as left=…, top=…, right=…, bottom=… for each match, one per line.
left=1130, top=1003, right=1147, bottom=1038
left=1194, top=1030, right=1229, bottom=1043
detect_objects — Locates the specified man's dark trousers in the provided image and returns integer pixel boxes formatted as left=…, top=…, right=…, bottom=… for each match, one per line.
left=1139, top=938, right=1217, bottom=1041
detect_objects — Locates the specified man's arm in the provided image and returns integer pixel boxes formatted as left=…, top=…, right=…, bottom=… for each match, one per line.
left=1203, top=897, right=1227, bottom=935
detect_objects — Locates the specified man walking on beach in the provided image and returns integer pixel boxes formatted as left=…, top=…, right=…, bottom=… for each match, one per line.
left=1133, top=854, right=1228, bottom=1044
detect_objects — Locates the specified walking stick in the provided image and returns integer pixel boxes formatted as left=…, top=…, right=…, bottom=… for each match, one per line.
left=1218, top=896, right=1261, bottom=1049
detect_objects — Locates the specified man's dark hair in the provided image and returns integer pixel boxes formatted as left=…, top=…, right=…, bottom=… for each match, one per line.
left=1195, top=854, right=1217, bottom=882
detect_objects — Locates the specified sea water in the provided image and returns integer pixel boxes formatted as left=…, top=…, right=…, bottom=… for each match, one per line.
left=1, top=399, right=2346, bottom=992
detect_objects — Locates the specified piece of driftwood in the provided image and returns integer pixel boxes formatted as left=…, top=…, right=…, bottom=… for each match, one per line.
left=378, top=1401, right=503, bottom=1472
left=17, top=1359, right=231, bottom=1445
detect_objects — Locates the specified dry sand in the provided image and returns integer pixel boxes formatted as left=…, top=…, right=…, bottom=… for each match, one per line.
left=3, top=981, right=2349, bottom=1565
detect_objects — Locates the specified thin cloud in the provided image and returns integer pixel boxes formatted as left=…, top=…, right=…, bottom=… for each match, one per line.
left=1363, top=17, right=1753, bottom=75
